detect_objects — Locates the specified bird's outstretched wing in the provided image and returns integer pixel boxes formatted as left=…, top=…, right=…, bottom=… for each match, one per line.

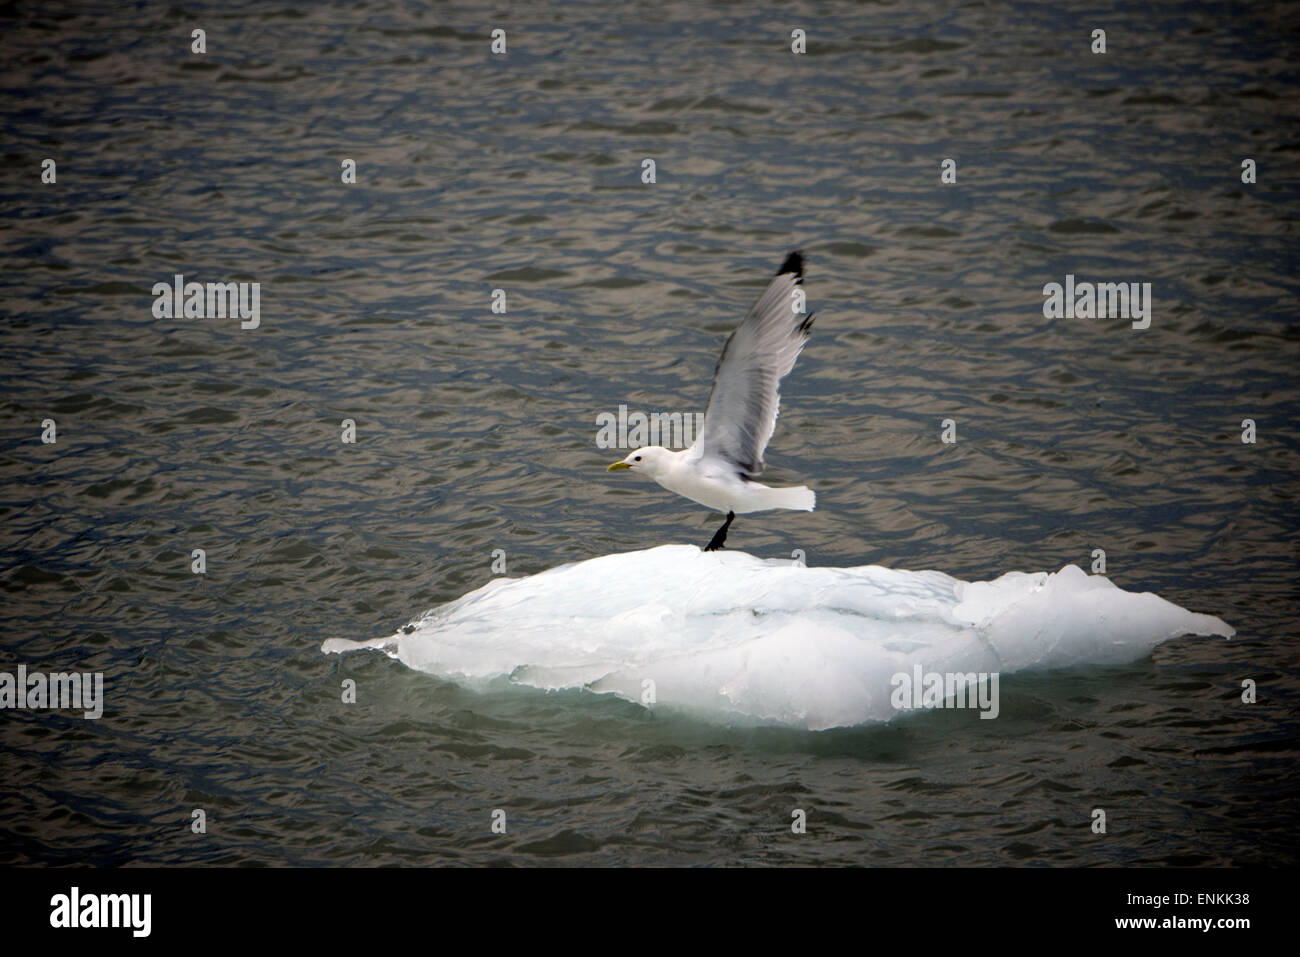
left=689, top=251, right=814, bottom=477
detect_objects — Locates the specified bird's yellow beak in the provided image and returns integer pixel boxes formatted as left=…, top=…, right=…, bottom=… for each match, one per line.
left=607, top=460, right=631, bottom=471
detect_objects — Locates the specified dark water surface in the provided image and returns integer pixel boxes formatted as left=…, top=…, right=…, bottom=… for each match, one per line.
left=1, top=0, right=1297, bottom=865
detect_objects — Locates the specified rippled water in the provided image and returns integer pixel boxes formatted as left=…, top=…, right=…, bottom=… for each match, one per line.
left=1, top=0, right=1297, bottom=866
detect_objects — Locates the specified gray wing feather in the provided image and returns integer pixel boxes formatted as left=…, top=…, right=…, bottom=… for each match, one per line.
left=692, top=252, right=814, bottom=476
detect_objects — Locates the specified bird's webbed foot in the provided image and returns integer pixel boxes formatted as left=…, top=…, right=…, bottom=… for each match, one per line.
left=702, top=511, right=735, bottom=552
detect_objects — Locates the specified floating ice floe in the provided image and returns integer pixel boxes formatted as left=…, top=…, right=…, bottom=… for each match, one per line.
left=321, top=544, right=1233, bottom=731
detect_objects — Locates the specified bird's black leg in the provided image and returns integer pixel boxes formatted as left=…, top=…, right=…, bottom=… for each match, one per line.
left=703, top=511, right=735, bottom=552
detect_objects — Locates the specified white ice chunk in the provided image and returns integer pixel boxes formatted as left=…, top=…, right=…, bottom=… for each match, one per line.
left=321, top=545, right=1234, bottom=730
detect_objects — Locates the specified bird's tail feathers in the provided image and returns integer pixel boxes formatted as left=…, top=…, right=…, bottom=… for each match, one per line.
left=761, top=484, right=816, bottom=512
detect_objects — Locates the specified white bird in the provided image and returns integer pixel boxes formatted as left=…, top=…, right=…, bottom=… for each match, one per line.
left=607, top=251, right=816, bottom=551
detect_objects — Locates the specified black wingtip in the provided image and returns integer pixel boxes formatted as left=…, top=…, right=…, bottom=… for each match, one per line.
left=776, top=250, right=804, bottom=278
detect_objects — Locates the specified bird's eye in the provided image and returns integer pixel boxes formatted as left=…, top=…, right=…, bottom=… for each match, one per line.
left=634, top=456, right=642, bottom=462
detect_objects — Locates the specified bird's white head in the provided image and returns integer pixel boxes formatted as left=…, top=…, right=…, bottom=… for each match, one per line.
left=606, top=446, right=673, bottom=478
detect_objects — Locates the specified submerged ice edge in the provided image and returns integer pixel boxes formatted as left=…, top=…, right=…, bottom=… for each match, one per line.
left=320, top=545, right=1235, bottom=730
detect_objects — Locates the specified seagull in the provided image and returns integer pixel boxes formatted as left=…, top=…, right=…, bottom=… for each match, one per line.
left=607, top=251, right=816, bottom=551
